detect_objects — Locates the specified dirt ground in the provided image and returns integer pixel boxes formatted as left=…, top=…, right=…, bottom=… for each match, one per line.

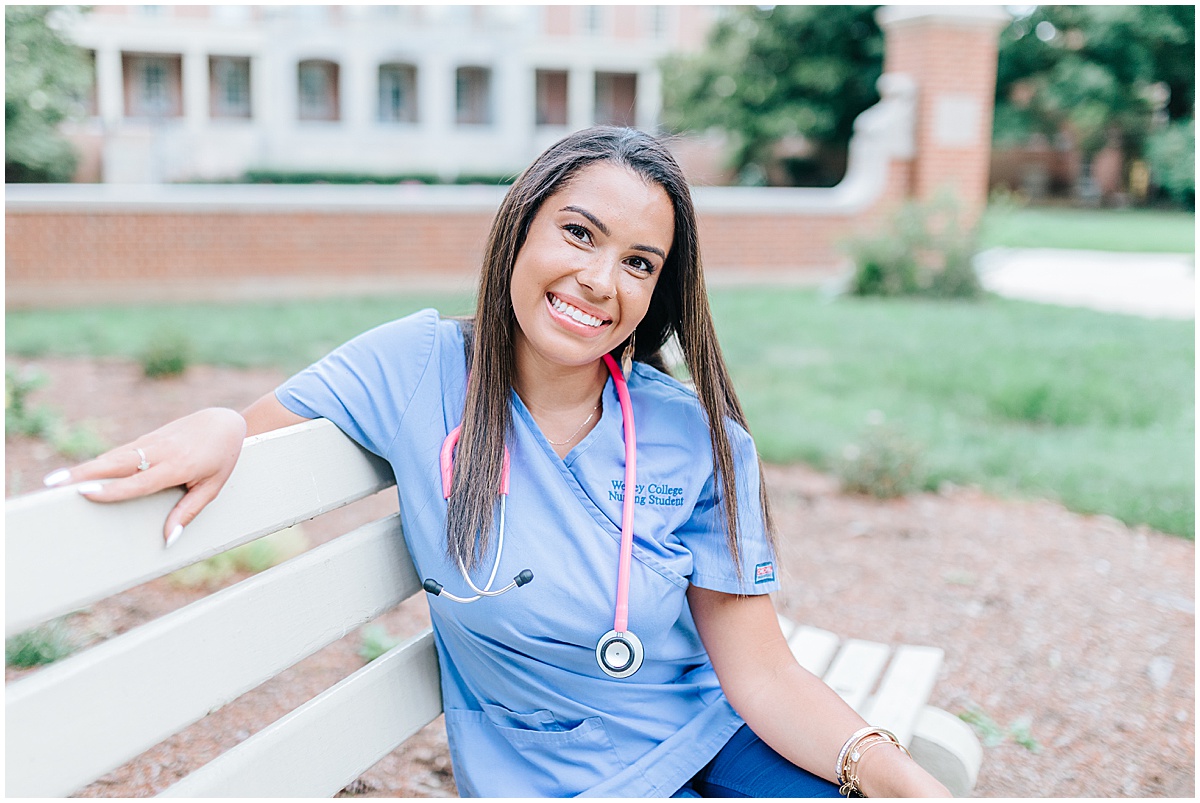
left=5, top=356, right=1195, bottom=798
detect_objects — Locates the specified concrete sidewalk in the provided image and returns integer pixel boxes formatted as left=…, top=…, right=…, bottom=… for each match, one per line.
left=974, top=247, right=1196, bottom=320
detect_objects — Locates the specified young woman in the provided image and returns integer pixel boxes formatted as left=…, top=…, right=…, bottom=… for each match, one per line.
left=50, top=127, right=950, bottom=798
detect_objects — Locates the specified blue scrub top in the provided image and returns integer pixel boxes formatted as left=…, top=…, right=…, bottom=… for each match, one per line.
left=277, top=310, right=780, bottom=797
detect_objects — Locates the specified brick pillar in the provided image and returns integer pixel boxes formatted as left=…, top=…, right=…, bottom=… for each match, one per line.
left=877, top=5, right=1009, bottom=222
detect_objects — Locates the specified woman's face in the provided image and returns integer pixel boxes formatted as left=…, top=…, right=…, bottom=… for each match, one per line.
left=510, top=161, right=674, bottom=374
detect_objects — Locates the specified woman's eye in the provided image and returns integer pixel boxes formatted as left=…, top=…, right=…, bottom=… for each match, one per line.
left=626, top=256, right=656, bottom=275
left=564, top=223, right=591, bottom=243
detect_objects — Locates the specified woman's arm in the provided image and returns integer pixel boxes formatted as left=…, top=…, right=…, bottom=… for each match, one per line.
left=687, top=586, right=951, bottom=798
left=46, top=393, right=308, bottom=545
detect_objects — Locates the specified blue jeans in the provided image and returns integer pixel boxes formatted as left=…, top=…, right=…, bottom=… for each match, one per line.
left=672, top=724, right=842, bottom=798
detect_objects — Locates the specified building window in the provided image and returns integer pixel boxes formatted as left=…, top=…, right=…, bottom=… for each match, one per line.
left=582, top=5, right=604, bottom=35
left=210, top=56, right=251, bottom=118
left=123, top=53, right=182, bottom=118
left=378, top=63, right=418, bottom=123
left=649, top=6, right=668, bottom=39
left=594, top=72, right=637, bottom=128
left=535, top=70, right=568, bottom=126
left=297, top=59, right=339, bottom=121
left=456, top=66, right=492, bottom=126
left=80, top=49, right=98, bottom=117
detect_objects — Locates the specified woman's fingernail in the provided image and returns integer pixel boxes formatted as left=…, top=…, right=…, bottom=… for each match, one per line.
left=165, top=525, right=184, bottom=548
left=43, top=468, right=72, bottom=487
left=76, top=482, right=104, bottom=495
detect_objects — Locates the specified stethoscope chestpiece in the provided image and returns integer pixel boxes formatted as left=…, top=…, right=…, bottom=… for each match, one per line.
left=596, top=629, right=644, bottom=679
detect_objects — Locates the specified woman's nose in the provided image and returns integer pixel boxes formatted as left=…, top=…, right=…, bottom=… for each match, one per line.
left=576, top=256, right=618, bottom=299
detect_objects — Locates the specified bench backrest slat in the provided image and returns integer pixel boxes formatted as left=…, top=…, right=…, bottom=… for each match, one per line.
left=860, top=644, right=944, bottom=746
left=822, top=638, right=892, bottom=714
left=785, top=623, right=842, bottom=677
left=5, top=514, right=419, bottom=797
left=5, top=419, right=394, bottom=636
left=161, top=630, right=442, bottom=797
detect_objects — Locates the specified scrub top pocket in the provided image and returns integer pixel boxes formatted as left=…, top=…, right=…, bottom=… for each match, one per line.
left=445, top=705, right=627, bottom=796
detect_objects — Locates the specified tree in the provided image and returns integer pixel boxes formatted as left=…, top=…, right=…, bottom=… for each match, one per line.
left=994, top=6, right=1194, bottom=180
left=5, top=6, right=94, bottom=183
left=661, top=5, right=883, bottom=186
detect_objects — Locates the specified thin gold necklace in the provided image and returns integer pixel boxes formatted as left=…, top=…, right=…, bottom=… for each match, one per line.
left=545, top=401, right=601, bottom=445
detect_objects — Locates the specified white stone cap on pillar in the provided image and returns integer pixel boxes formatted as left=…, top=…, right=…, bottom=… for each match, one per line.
left=876, top=5, right=1011, bottom=31
left=855, top=73, right=917, bottom=160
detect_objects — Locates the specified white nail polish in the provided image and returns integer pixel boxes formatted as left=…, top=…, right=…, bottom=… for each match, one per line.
left=43, top=469, right=71, bottom=487
left=165, top=525, right=184, bottom=548
left=76, top=482, right=104, bottom=495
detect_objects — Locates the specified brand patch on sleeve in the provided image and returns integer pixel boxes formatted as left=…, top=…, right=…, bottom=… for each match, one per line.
left=754, top=562, right=776, bottom=584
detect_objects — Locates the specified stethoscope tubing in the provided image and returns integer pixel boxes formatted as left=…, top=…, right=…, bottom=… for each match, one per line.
left=433, top=425, right=518, bottom=603
left=602, top=353, right=636, bottom=636
left=453, top=496, right=508, bottom=599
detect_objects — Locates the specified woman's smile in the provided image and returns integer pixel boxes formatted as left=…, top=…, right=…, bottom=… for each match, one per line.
left=546, top=291, right=613, bottom=335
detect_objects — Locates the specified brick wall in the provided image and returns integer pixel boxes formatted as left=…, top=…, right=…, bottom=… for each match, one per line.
left=4, top=196, right=899, bottom=307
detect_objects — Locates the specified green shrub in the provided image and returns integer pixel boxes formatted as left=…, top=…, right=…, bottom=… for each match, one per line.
left=5, top=366, right=56, bottom=438
left=5, top=619, right=75, bottom=668
left=958, top=707, right=1005, bottom=747
left=6, top=366, right=109, bottom=458
left=846, top=196, right=983, bottom=300
left=835, top=414, right=924, bottom=498
left=140, top=335, right=191, bottom=379
left=358, top=624, right=402, bottom=663
left=242, top=169, right=437, bottom=185
left=235, top=169, right=516, bottom=186
left=1145, top=118, right=1195, bottom=208
left=959, top=706, right=1042, bottom=753
left=169, top=527, right=309, bottom=588
left=49, top=421, right=108, bottom=461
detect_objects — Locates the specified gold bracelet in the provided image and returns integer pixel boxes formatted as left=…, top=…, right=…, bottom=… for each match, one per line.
left=837, top=728, right=911, bottom=798
left=835, top=727, right=879, bottom=785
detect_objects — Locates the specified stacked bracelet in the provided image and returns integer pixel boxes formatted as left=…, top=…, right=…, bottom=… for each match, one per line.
left=835, top=727, right=911, bottom=798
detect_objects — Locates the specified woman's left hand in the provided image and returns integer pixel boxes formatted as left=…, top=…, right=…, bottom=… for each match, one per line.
left=687, top=587, right=954, bottom=798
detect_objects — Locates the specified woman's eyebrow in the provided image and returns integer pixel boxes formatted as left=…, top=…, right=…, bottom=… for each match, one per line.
left=632, top=243, right=666, bottom=260
left=561, top=204, right=666, bottom=259
left=561, top=205, right=610, bottom=236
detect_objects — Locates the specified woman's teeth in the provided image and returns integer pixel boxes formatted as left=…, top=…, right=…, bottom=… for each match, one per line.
left=551, top=295, right=604, bottom=328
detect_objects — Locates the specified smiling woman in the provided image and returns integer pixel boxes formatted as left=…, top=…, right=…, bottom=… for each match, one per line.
left=508, top=161, right=672, bottom=452
left=43, top=127, right=949, bottom=798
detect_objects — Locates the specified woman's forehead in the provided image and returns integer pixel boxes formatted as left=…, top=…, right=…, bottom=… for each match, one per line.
left=543, top=162, right=674, bottom=244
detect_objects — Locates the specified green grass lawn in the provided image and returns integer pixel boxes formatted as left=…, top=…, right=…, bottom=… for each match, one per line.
left=978, top=206, right=1195, bottom=253
left=4, top=293, right=477, bottom=375
left=6, top=288, right=1194, bottom=537
left=712, top=288, right=1194, bottom=539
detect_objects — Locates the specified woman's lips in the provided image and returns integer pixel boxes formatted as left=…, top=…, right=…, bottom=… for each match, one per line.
left=546, top=292, right=612, bottom=337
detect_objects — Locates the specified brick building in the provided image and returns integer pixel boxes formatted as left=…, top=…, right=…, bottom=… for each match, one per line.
left=8, top=6, right=1010, bottom=306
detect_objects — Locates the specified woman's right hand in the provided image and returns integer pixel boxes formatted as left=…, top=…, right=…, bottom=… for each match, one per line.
left=42, top=407, right=248, bottom=547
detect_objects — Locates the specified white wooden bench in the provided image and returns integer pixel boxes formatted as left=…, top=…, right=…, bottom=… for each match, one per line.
left=5, top=418, right=980, bottom=797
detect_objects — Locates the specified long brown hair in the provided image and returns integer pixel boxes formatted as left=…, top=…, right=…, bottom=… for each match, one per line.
left=447, top=126, right=773, bottom=582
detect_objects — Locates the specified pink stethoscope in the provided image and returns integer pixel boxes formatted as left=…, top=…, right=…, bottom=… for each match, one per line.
left=423, top=353, right=643, bottom=679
